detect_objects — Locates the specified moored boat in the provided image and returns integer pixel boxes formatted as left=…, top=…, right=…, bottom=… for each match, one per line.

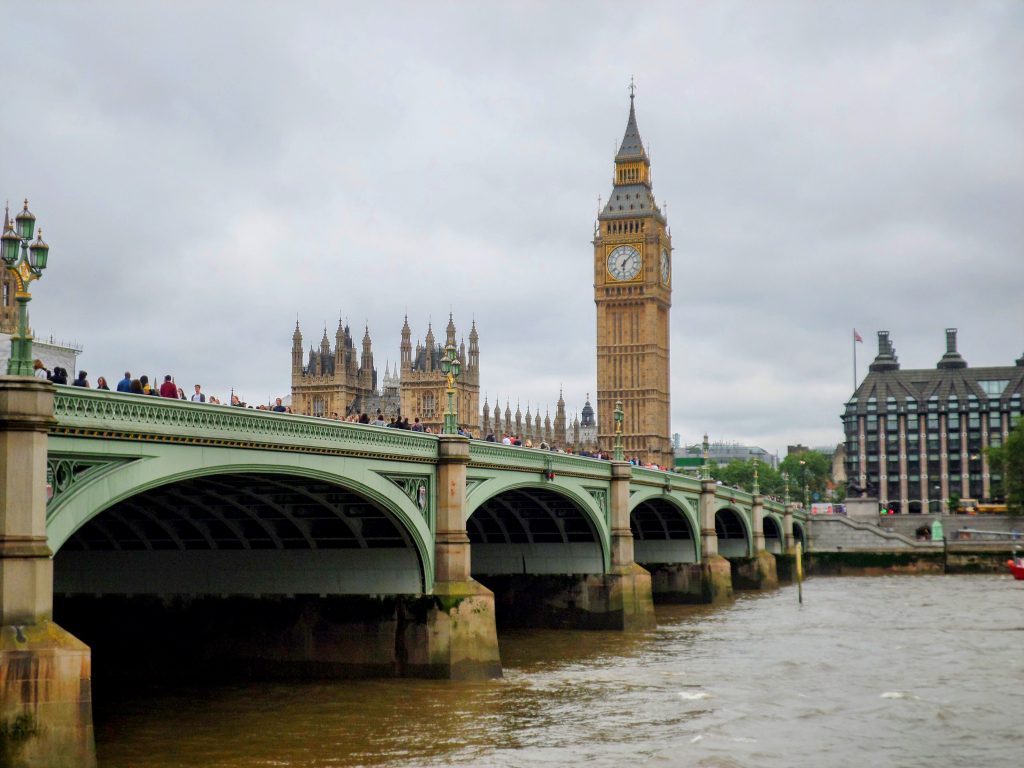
left=1008, top=548, right=1024, bottom=580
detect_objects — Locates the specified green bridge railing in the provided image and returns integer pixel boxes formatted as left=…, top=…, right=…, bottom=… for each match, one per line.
left=49, top=387, right=795, bottom=518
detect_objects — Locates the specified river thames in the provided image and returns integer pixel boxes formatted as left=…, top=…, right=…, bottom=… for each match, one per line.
left=94, top=574, right=1021, bottom=767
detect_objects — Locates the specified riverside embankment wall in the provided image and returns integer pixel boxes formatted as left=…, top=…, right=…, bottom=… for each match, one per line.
left=808, top=515, right=1019, bottom=575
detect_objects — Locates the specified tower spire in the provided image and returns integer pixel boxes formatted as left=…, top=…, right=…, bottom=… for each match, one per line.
left=616, top=83, right=647, bottom=162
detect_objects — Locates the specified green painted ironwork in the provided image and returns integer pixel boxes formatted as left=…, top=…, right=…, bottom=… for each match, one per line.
left=585, top=487, right=610, bottom=526
left=52, top=388, right=439, bottom=460
left=440, top=342, right=461, bottom=435
left=380, top=472, right=434, bottom=531
left=46, top=455, right=136, bottom=515
left=44, top=389, right=802, bottom=589
left=613, top=400, right=624, bottom=461
left=2, top=200, right=50, bottom=375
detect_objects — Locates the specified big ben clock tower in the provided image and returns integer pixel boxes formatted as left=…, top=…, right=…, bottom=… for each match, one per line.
left=593, top=88, right=673, bottom=466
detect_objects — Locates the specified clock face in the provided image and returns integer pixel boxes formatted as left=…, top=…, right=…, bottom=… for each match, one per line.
left=607, top=245, right=641, bottom=281
left=660, top=247, right=670, bottom=285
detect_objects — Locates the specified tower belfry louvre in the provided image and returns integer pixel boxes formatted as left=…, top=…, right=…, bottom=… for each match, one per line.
left=593, top=90, right=673, bottom=466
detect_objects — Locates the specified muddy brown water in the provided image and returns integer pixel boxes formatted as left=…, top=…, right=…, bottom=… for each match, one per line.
left=93, top=575, right=1022, bottom=767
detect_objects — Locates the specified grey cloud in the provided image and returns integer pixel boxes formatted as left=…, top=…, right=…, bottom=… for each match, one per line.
left=3, top=1, right=1021, bottom=452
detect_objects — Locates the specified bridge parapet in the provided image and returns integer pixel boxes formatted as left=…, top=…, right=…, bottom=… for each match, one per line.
left=468, top=441, right=615, bottom=479
left=629, top=466, right=701, bottom=494
left=51, top=388, right=439, bottom=460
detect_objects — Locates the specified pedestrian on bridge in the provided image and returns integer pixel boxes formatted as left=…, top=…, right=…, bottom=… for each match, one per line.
left=117, top=372, right=132, bottom=392
left=159, top=375, right=178, bottom=398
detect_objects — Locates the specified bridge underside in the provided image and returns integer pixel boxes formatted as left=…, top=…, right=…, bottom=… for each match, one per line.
left=716, top=508, right=750, bottom=558
left=765, top=516, right=783, bottom=554
left=467, top=487, right=603, bottom=575
left=631, top=498, right=697, bottom=565
left=466, top=487, right=652, bottom=629
left=55, top=472, right=423, bottom=595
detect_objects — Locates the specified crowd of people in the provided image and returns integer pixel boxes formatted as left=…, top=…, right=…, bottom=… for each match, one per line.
left=32, top=359, right=678, bottom=471
left=31, top=362, right=288, bottom=411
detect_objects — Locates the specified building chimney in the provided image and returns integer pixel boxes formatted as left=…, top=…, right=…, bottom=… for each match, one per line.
left=937, top=327, right=967, bottom=369
left=868, top=330, right=899, bottom=372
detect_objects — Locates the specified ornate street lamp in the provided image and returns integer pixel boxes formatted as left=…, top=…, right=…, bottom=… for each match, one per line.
left=752, top=457, right=760, bottom=495
left=439, top=342, right=462, bottom=435
left=3, top=200, right=50, bottom=376
left=613, top=400, right=624, bottom=461
left=783, top=471, right=790, bottom=506
left=701, top=432, right=710, bottom=480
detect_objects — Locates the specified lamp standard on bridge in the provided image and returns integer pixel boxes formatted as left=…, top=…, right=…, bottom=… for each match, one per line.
left=752, top=457, right=760, bottom=495
left=613, top=400, right=624, bottom=461
left=701, top=432, right=710, bottom=481
left=439, top=342, right=462, bottom=435
left=2, top=200, right=50, bottom=376
left=798, top=458, right=809, bottom=509
left=783, top=471, right=790, bottom=506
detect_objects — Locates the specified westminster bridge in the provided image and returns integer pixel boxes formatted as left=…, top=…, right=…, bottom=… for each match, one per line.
left=1, top=378, right=807, bottom=766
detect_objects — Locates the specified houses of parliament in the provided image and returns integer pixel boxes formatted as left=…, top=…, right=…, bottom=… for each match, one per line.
left=291, top=91, right=671, bottom=463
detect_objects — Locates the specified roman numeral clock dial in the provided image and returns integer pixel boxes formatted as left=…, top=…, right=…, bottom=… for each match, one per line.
left=607, top=244, right=641, bottom=281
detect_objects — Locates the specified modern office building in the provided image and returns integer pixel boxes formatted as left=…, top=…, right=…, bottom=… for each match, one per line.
left=843, top=329, right=1024, bottom=513
left=677, top=441, right=779, bottom=470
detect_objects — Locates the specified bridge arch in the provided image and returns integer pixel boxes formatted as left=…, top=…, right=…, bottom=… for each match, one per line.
left=715, top=506, right=751, bottom=558
left=466, top=480, right=610, bottom=575
left=763, top=514, right=783, bottom=554
left=47, top=446, right=434, bottom=592
left=629, top=493, right=699, bottom=565
left=793, top=520, right=807, bottom=549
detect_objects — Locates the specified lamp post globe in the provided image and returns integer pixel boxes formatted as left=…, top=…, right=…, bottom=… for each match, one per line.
left=441, top=343, right=461, bottom=435
left=15, top=199, right=36, bottom=240
left=3, top=199, right=51, bottom=376
left=613, top=400, right=624, bottom=461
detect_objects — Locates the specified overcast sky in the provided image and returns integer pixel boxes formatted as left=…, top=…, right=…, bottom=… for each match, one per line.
left=3, top=1, right=1022, bottom=456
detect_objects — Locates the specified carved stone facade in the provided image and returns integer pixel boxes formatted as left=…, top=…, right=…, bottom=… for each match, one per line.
left=0, top=268, right=15, bottom=335
left=290, top=319, right=378, bottom=418
left=400, top=314, right=480, bottom=434
left=290, top=313, right=479, bottom=432
left=593, top=93, right=673, bottom=466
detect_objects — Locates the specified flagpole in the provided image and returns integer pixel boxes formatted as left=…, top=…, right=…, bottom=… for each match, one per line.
left=852, top=329, right=858, bottom=393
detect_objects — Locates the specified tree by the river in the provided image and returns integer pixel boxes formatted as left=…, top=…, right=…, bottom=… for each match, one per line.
left=987, top=421, right=1024, bottom=514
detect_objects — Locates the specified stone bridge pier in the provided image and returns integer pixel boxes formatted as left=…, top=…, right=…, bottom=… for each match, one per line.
left=729, top=491, right=779, bottom=591
left=608, top=462, right=656, bottom=629
left=430, top=436, right=501, bottom=678
left=699, top=478, right=734, bottom=603
left=0, top=377, right=96, bottom=767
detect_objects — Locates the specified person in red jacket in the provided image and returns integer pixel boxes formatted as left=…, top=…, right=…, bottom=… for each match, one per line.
left=159, top=374, right=178, bottom=398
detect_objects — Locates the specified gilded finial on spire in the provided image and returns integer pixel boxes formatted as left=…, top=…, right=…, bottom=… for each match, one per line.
left=629, top=75, right=636, bottom=100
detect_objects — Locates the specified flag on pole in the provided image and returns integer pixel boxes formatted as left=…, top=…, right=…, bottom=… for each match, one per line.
left=853, top=329, right=863, bottom=343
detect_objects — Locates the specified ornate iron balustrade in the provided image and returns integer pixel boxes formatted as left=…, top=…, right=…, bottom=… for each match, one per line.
left=51, top=387, right=440, bottom=460
left=468, top=440, right=615, bottom=478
